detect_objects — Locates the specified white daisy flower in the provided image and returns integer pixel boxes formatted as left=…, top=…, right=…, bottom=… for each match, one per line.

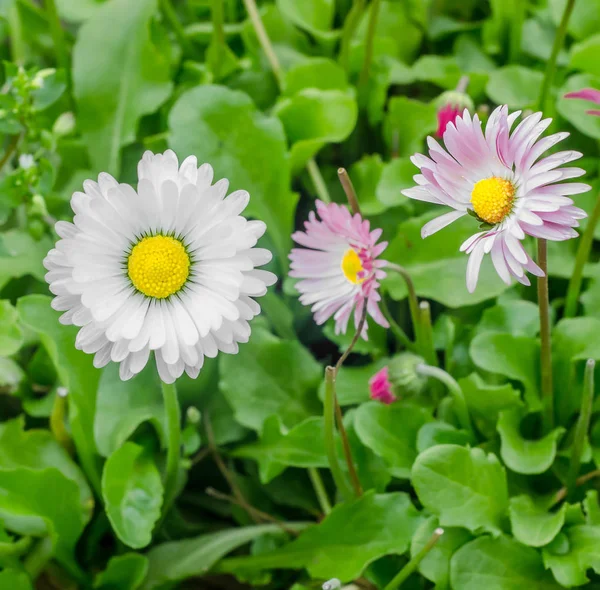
left=44, top=150, right=277, bottom=383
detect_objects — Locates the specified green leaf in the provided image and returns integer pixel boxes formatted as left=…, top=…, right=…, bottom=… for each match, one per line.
left=412, top=55, right=462, bottom=89
left=95, top=362, right=165, bottom=458
left=557, top=74, right=600, bottom=140
left=486, top=65, right=544, bottom=108
left=451, top=535, right=561, bottom=589
left=276, top=0, right=334, bottom=35
left=570, top=33, right=600, bottom=77
left=470, top=332, right=540, bottom=410
left=384, top=212, right=512, bottom=307
left=0, top=356, right=24, bottom=389
left=0, top=417, right=93, bottom=517
left=220, top=328, right=321, bottom=432
left=383, top=97, right=437, bottom=158
left=410, top=516, right=473, bottom=589
left=282, top=57, right=348, bottom=95
left=348, top=154, right=386, bottom=216
left=102, top=442, right=163, bottom=550
left=550, top=0, right=600, bottom=41
left=55, top=0, right=105, bottom=22
left=73, top=0, right=172, bottom=175
left=417, top=421, right=471, bottom=452
left=233, top=416, right=327, bottom=483
left=95, top=553, right=148, bottom=590
left=509, top=495, right=566, bottom=547
left=0, top=231, right=52, bottom=291
left=142, top=524, right=309, bottom=590
left=412, top=445, right=509, bottom=536
left=354, top=402, right=432, bottom=478
left=225, top=492, right=423, bottom=582
left=169, top=84, right=295, bottom=265
left=0, top=570, right=32, bottom=590
left=17, top=295, right=101, bottom=493
left=543, top=525, right=600, bottom=587
left=0, top=300, right=23, bottom=356
left=460, top=373, right=522, bottom=426
left=376, top=157, right=418, bottom=209
left=475, top=299, right=540, bottom=338
left=0, top=468, right=86, bottom=573
left=497, top=408, right=564, bottom=474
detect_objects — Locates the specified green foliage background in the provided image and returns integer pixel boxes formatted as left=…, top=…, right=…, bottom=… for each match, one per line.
left=1, top=0, right=600, bottom=588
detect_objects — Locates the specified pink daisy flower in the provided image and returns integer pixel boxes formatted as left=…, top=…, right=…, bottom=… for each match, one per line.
left=402, top=106, right=589, bottom=292
left=369, top=366, right=396, bottom=404
left=289, top=201, right=389, bottom=338
left=564, top=88, right=600, bottom=116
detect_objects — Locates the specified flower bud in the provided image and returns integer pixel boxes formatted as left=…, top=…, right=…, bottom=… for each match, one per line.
left=434, top=85, right=474, bottom=138
left=387, top=352, right=428, bottom=398
left=369, top=366, right=396, bottom=404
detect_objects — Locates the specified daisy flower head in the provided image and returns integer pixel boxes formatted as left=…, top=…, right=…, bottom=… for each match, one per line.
left=289, top=201, right=389, bottom=339
left=402, top=106, right=589, bottom=292
left=44, top=150, right=276, bottom=383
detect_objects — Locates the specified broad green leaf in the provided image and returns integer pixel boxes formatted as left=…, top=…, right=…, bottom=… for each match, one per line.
left=383, top=97, right=437, bottom=158
left=498, top=408, right=564, bottom=474
left=0, top=300, right=23, bottom=355
left=17, top=295, right=101, bottom=494
left=220, top=328, right=321, bottom=432
left=412, top=55, right=462, bottom=89
left=486, top=65, right=543, bottom=108
left=348, top=154, right=386, bottom=216
left=451, top=535, right=561, bottom=589
left=282, top=58, right=348, bottom=95
left=233, top=416, right=328, bottom=483
left=102, top=442, right=163, bottom=550
left=0, top=231, right=52, bottom=290
left=376, top=157, right=417, bottom=209
left=410, top=516, right=473, bottom=589
left=276, top=0, right=335, bottom=35
left=0, top=417, right=92, bottom=516
left=550, top=0, right=600, bottom=41
left=95, top=553, right=148, bottom=590
left=509, top=495, right=566, bottom=547
left=460, top=373, right=522, bottom=426
left=416, top=421, right=471, bottom=452
left=95, top=362, right=165, bottom=458
left=0, top=468, right=86, bottom=573
left=0, top=356, right=24, bottom=389
left=55, top=0, right=106, bottom=22
left=570, top=33, right=600, bottom=77
left=543, top=525, right=600, bottom=587
left=384, top=212, right=512, bottom=307
left=475, top=300, right=540, bottom=338
left=221, top=492, right=423, bottom=582
left=557, top=74, right=600, bottom=140
left=0, top=570, right=32, bottom=590
left=142, top=523, right=309, bottom=590
left=169, top=84, right=295, bottom=265
left=521, top=18, right=568, bottom=65
left=412, top=445, right=508, bottom=536
left=354, top=402, right=432, bottom=478
left=470, top=332, right=540, bottom=410
left=73, top=0, right=172, bottom=175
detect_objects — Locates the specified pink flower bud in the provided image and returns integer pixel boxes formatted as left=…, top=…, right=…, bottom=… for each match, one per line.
left=369, top=366, right=396, bottom=404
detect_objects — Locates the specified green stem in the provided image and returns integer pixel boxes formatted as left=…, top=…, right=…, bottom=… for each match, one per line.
left=416, top=364, right=474, bottom=438
left=307, top=158, right=331, bottom=203
left=159, top=0, right=194, bottom=56
left=383, top=527, right=444, bottom=590
left=49, top=388, right=74, bottom=456
left=565, top=192, right=600, bottom=318
left=308, top=468, right=332, bottom=515
left=508, top=0, right=525, bottom=63
left=324, top=366, right=354, bottom=500
left=537, top=239, right=554, bottom=434
left=379, top=296, right=416, bottom=351
left=567, top=359, right=595, bottom=499
left=387, top=263, right=422, bottom=352
left=418, top=301, right=437, bottom=367
left=242, top=0, right=284, bottom=89
left=338, top=167, right=361, bottom=215
left=339, top=0, right=367, bottom=72
left=23, top=537, right=53, bottom=580
left=44, top=0, right=71, bottom=86
left=211, top=0, right=226, bottom=79
left=358, top=0, right=381, bottom=88
left=536, top=0, right=576, bottom=112
left=160, top=380, right=182, bottom=519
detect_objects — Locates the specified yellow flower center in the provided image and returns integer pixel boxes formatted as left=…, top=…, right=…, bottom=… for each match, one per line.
left=471, top=177, right=515, bottom=225
left=341, top=248, right=365, bottom=284
left=127, top=235, right=190, bottom=299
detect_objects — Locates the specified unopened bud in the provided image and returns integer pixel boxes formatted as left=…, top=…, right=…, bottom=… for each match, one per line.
left=387, top=352, right=428, bottom=398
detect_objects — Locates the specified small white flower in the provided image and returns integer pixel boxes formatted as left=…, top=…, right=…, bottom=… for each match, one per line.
left=44, top=150, right=276, bottom=383
left=19, top=154, right=35, bottom=170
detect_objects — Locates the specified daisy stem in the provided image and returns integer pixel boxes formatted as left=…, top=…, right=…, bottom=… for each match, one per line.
left=339, top=0, right=367, bottom=72
left=338, top=167, right=361, bottom=215
left=307, top=158, right=332, bottom=203
left=564, top=192, right=600, bottom=317
left=210, top=0, right=226, bottom=79
left=536, top=0, right=576, bottom=112
left=308, top=468, right=332, bottom=515
left=418, top=301, right=437, bottom=367
left=159, top=0, right=195, bottom=57
left=537, top=239, right=554, bottom=433
left=386, top=263, right=423, bottom=354
left=416, top=364, right=474, bottom=439
left=161, top=380, right=182, bottom=520
left=566, top=359, right=595, bottom=500
left=358, top=0, right=381, bottom=89
left=49, top=388, right=74, bottom=456
left=383, top=527, right=444, bottom=590
left=379, top=296, right=416, bottom=352
left=242, top=0, right=285, bottom=89
left=324, top=366, right=355, bottom=501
